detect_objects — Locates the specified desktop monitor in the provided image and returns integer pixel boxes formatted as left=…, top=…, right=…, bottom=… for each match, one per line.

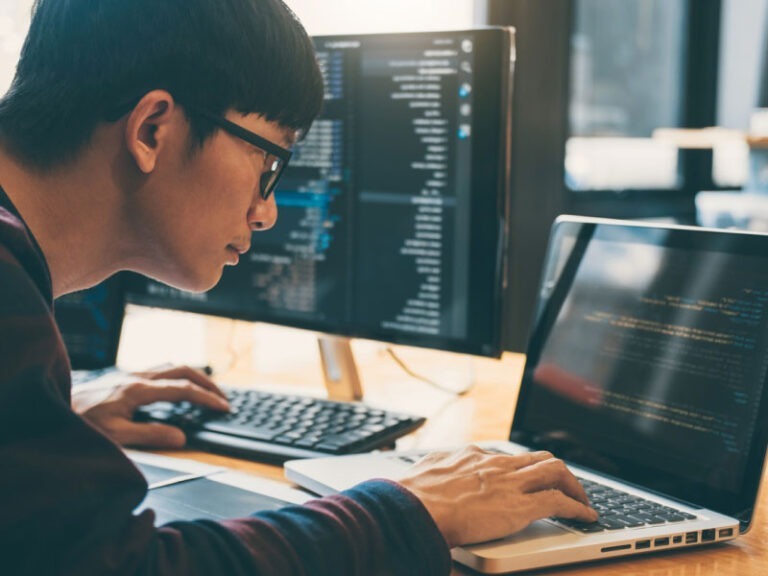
left=125, top=28, right=515, bottom=398
left=54, top=274, right=125, bottom=370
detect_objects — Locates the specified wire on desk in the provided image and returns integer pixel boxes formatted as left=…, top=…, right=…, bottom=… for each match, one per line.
left=384, top=347, right=476, bottom=396
left=220, top=319, right=250, bottom=374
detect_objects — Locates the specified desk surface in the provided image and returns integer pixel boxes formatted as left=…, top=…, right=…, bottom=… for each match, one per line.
left=147, top=341, right=768, bottom=576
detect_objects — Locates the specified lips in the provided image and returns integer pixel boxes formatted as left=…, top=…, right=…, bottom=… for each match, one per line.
left=228, top=244, right=251, bottom=255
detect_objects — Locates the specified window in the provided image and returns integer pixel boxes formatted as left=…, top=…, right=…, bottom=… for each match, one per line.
left=566, top=0, right=687, bottom=192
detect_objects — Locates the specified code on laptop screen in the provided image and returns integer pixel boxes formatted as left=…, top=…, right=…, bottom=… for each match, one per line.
left=513, top=220, right=768, bottom=520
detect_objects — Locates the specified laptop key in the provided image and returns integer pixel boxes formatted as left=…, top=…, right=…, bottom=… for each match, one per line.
left=630, top=513, right=666, bottom=525
left=657, top=513, right=689, bottom=523
left=620, top=519, right=646, bottom=528
left=575, top=523, right=607, bottom=533
left=578, top=476, right=697, bottom=529
left=596, top=518, right=627, bottom=530
left=552, top=518, right=607, bottom=532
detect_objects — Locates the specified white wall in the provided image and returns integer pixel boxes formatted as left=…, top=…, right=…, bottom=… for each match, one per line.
left=0, top=0, right=33, bottom=95
left=0, top=1, right=486, bottom=94
left=284, top=0, right=486, bottom=35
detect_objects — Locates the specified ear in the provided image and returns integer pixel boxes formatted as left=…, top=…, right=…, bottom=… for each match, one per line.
left=123, top=90, right=178, bottom=174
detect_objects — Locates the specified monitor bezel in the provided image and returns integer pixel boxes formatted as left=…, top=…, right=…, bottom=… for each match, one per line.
left=55, top=273, right=126, bottom=370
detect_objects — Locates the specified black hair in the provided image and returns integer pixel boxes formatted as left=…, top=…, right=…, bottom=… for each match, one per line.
left=0, top=0, right=324, bottom=170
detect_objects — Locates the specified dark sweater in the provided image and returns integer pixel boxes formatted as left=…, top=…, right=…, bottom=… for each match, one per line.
left=0, top=187, right=450, bottom=575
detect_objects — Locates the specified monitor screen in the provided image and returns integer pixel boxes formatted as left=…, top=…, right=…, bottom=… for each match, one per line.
left=126, top=28, right=514, bottom=358
left=54, top=274, right=125, bottom=370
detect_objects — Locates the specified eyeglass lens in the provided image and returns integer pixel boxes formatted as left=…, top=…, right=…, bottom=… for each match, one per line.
left=260, top=157, right=282, bottom=200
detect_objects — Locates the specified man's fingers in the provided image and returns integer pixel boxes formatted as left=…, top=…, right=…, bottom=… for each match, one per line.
left=142, top=366, right=227, bottom=400
left=532, top=489, right=598, bottom=524
left=505, top=450, right=555, bottom=471
left=125, top=381, right=230, bottom=412
left=423, top=447, right=552, bottom=466
left=515, top=458, right=591, bottom=505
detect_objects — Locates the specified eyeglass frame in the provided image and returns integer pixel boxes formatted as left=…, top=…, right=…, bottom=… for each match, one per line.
left=104, top=97, right=293, bottom=201
left=186, top=107, right=293, bottom=201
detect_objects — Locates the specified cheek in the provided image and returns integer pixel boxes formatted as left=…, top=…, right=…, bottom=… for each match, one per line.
left=190, top=165, right=252, bottom=217
left=180, top=142, right=260, bottom=227
left=214, top=154, right=260, bottom=204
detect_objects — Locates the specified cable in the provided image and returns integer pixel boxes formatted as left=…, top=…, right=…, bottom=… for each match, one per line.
left=384, top=347, right=476, bottom=396
left=220, top=319, right=250, bottom=374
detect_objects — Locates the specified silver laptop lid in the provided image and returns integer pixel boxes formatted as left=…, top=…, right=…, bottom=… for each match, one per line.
left=511, top=216, right=768, bottom=531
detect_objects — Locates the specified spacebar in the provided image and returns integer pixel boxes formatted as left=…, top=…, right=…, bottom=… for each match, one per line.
left=202, top=422, right=291, bottom=441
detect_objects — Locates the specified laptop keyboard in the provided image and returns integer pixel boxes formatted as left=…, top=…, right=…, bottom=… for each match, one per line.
left=134, top=387, right=426, bottom=462
left=554, top=478, right=697, bottom=532
left=393, top=452, right=698, bottom=533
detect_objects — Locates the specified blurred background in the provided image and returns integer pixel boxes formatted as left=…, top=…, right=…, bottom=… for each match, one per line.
left=3, top=0, right=767, bottom=353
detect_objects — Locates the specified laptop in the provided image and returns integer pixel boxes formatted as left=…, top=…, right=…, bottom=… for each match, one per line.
left=285, top=215, right=768, bottom=574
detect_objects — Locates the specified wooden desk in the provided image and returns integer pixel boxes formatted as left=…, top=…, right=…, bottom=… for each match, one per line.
left=144, top=340, right=767, bottom=576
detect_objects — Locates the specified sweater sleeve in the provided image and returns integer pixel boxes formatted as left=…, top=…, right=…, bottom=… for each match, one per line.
left=220, top=480, right=451, bottom=576
left=0, top=242, right=451, bottom=576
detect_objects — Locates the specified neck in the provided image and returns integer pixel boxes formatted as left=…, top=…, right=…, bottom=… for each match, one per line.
left=0, top=130, right=141, bottom=297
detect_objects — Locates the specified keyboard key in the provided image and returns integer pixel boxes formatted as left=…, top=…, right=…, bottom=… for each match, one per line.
left=204, top=422, right=291, bottom=441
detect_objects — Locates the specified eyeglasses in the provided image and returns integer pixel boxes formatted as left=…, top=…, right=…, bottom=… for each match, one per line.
left=105, top=98, right=293, bottom=200
left=188, top=108, right=292, bottom=201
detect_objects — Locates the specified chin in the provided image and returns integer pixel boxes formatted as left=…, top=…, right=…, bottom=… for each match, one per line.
left=184, top=270, right=225, bottom=293
left=145, top=266, right=224, bottom=294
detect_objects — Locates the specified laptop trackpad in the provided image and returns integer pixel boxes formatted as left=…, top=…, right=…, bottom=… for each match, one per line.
left=508, top=520, right=567, bottom=541
left=463, top=520, right=569, bottom=554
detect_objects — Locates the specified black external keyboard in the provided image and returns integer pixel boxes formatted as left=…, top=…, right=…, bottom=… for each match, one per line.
left=134, top=387, right=426, bottom=463
left=554, top=478, right=697, bottom=532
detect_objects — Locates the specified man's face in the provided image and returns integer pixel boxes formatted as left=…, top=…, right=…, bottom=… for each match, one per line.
left=136, top=110, right=293, bottom=292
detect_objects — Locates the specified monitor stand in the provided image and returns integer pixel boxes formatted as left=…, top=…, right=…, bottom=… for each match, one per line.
left=317, top=335, right=363, bottom=402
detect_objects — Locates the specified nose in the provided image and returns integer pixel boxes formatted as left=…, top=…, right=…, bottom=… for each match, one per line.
left=248, top=194, right=278, bottom=231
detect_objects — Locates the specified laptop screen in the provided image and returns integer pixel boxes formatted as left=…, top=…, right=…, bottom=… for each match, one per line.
left=511, top=217, right=768, bottom=526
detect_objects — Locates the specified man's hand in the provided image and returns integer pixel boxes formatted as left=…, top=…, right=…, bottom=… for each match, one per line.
left=397, top=445, right=598, bottom=548
left=72, top=366, right=229, bottom=448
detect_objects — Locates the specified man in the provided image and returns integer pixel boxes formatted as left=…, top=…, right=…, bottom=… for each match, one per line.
left=0, top=1, right=597, bottom=574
